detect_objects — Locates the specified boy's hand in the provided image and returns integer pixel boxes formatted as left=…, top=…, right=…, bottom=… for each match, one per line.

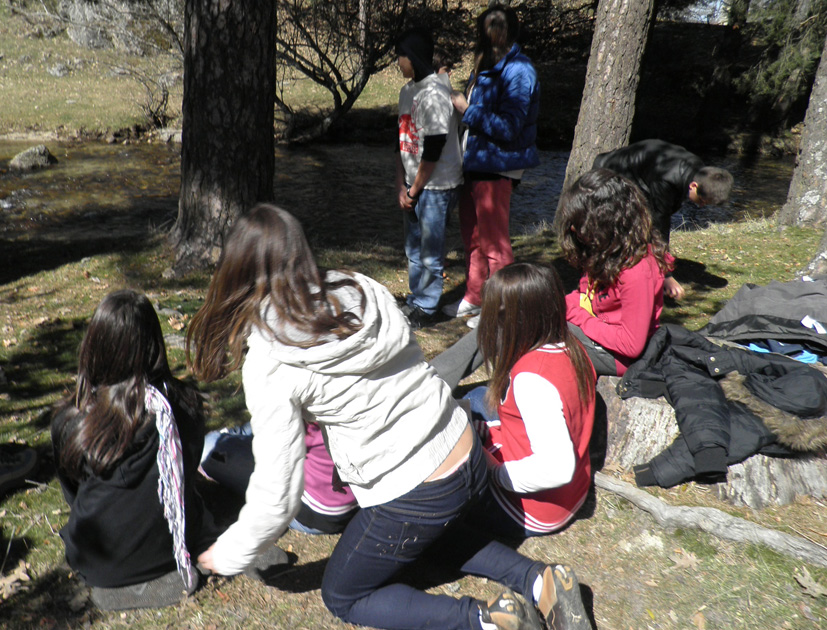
left=398, top=186, right=415, bottom=210
left=664, top=276, right=685, bottom=300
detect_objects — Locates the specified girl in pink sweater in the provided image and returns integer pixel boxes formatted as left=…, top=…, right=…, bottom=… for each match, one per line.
left=556, top=168, right=673, bottom=376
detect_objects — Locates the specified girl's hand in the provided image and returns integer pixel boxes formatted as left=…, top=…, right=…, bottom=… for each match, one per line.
left=451, top=90, right=468, bottom=114
left=198, top=544, right=217, bottom=572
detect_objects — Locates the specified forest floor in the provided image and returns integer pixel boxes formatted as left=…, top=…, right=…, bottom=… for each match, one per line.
left=1, top=4, right=827, bottom=630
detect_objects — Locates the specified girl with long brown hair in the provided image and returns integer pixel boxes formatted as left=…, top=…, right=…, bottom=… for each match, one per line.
left=442, top=4, right=541, bottom=324
left=186, top=203, right=590, bottom=630
left=556, top=168, right=673, bottom=376
left=52, top=289, right=223, bottom=610
left=462, top=263, right=596, bottom=539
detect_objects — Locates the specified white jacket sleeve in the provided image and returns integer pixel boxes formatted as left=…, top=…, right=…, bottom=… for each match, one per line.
left=491, top=371, right=576, bottom=494
left=210, top=349, right=307, bottom=575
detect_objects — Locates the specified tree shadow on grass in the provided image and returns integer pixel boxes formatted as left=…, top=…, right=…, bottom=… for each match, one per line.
left=0, top=195, right=176, bottom=287
left=0, top=563, right=98, bottom=630
left=0, top=317, right=84, bottom=420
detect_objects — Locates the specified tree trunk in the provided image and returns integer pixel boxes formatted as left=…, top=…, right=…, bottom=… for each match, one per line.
left=171, top=0, right=277, bottom=273
left=596, top=377, right=827, bottom=510
left=558, top=0, right=655, bottom=198
left=777, top=33, right=827, bottom=231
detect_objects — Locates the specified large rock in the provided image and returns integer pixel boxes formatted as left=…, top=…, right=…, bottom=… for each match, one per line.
left=597, top=376, right=827, bottom=509
left=9, top=145, right=58, bottom=171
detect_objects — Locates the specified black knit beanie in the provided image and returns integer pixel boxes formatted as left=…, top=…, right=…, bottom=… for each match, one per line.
left=396, top=27, right=435, bottom=82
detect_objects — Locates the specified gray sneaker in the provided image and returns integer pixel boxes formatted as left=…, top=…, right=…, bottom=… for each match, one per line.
left=479, top=589, right=542, bottom=630
left=442, top=298, right=481, bottom=318
left=537, top=565, right=592, bottom=630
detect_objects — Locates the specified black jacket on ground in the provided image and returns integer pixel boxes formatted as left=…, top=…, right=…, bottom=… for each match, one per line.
left=593, top=139, right=703, bottom=242
left=52, top=388, right=224, bottom=588
left=616, top=324, right=827, bottom=488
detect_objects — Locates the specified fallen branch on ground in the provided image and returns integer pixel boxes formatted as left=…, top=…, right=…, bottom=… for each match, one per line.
left=594, top=471, right=827, bottom=568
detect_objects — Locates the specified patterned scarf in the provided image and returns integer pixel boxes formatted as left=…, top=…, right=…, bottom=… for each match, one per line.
left=146, top=384, right=196, bottom=589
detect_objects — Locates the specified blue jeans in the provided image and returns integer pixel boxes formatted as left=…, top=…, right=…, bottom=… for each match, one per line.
left=321, top=435, right=545, bottom=630
left=404, top=187, right=459, bottom=315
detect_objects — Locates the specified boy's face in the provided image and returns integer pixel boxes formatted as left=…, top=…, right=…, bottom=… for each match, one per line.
left=398, top=55, right=415, bottom=79
left=688, top=181, right=706, bottom=207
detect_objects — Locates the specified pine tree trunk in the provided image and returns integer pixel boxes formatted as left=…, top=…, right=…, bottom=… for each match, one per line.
left=171, top=0, right=277, bottom=273
left=558, top=0, right=655, bottom=199
left=777, top=34, right=827, bottom=230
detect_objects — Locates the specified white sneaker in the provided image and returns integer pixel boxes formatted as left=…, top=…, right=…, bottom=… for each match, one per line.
left=442, top=298, right=481, bottom=318
left=466, top=314, right=480, bottom=329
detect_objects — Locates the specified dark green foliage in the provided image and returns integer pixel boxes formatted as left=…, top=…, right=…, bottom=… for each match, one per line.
left=737, top=0, right=827, bottom=128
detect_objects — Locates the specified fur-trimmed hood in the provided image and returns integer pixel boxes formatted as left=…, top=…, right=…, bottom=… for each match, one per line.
left=720, top=371, right=827, bottom=452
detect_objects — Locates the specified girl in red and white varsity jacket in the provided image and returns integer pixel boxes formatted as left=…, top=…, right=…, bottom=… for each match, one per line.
left=465, top=263, right=596, bottom=538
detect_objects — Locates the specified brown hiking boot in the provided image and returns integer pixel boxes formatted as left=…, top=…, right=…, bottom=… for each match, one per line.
left=479, top=588, right=542, bottom=630
left=537, top=565, right=591, bottom=630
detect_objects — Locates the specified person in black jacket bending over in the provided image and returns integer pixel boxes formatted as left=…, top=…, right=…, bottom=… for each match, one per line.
left=593, top=139, right=733, bottom=300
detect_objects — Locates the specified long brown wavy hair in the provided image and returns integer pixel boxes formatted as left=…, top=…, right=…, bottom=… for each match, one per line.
left=477, top=263, right=595, bottom=411
left=556, top=168, right=671, bottom=294
left=187, top=204, right=365, bottom=383
left=55, top=289, right=201, bottom=481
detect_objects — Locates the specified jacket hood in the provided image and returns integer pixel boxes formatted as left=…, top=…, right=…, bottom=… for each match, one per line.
left=254, top=271, right=413, bottom=377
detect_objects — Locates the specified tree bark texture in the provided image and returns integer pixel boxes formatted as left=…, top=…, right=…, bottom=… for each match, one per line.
left=559, top=0, right=655, bottom=198
left=597, top=377, right=827, bottom=510
left=777, top=33, right=827, bottom=230
left=172, top=0, right=277, bottom=272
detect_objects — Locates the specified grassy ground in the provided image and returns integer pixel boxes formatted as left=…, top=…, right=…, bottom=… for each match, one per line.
left=1, top=5, right=827, bottom=630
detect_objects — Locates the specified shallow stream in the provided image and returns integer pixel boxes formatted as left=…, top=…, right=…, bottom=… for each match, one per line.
left=0, top=139, right=795, bottom=250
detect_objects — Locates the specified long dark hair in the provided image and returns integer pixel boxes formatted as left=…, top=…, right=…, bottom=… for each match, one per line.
left=187, top=204, right=366, bottom=383
left=473, top=4, right=519, bottom=77
left=477, top=263, right=595, bottom=411
left=556, top=168, right=671, bottom=294
left=56, top=289, right=199, bottom=481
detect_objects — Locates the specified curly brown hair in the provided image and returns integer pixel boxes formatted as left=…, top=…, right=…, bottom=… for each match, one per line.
left=555, top=168, right=671, bottom=293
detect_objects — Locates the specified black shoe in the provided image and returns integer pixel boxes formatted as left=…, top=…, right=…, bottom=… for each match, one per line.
left=91, top=569, right=198, bottom=611
left=243, top=544, right=291, bottom=582
left=537, top=565, right=591, bottom=630
left=480, top=589, right=542, bottom=630
left=0, top=445, right=38, bottom=496
left=407, top=307, right=435, bottom=330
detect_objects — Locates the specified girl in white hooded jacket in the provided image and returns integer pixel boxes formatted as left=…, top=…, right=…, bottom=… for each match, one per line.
left=187, top=204, right=591, bottom=630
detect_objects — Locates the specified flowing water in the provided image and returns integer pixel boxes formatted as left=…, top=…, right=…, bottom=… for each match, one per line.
left=0, top=139, right=796, bottom=255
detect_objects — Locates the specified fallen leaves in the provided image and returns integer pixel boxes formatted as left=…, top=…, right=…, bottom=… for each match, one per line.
left=794, top=566, right=827, bottom=599
left=666, top=549, right=701, bottom=572
left=168, top=313, right=189, bottom=331
left=0, top=559, right=31, bottom=600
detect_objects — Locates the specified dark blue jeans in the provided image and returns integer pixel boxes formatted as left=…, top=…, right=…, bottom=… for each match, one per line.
left=321, top=435, right=545, bottom=630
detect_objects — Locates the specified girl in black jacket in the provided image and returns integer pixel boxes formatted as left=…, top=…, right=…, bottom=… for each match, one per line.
left=52, top=289, right=223, bottom=610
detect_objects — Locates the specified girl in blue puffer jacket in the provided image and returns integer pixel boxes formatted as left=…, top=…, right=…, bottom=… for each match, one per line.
left=442, top=4, right=540, bottom=326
